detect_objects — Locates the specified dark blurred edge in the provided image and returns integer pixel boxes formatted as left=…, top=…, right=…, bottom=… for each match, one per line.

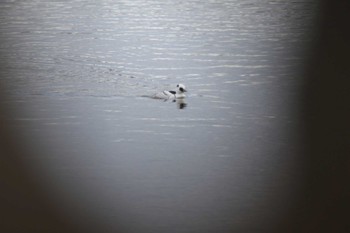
left=1, top=1, right=350, bottom=233
left=276, top=1, right=350, bottom=232
left=0, top=135, right=80, bottom=232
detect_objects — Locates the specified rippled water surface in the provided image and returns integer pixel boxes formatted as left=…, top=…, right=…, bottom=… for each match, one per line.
left=1, top=0, right=317, bottom=232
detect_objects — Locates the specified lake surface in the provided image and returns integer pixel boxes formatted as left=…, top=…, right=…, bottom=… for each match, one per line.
left=0, top=0, right=317, bottom=232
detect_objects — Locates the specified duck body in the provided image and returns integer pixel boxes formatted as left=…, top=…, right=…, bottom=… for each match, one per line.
left=153, top=84, right=187, bottom=100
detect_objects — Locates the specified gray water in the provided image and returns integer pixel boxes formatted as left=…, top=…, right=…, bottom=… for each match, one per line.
left=0, top=1, right=317, bottom=232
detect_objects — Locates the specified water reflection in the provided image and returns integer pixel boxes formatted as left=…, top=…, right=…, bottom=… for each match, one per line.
left=152, top=97, right=188, bottom=109
left=175, top=99, right=187, bottom=109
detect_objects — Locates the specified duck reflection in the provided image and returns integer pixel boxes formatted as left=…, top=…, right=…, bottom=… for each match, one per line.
left=173, top=99, right=187, bottom=109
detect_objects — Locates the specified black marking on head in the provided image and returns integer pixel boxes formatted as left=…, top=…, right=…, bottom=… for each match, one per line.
left=179, top=87, right=184, bottom=92
left=177, top=84, right=179, bottom=87
left=169, top=90, right=176, bottom=95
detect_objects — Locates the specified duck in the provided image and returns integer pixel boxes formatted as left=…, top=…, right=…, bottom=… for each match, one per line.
left=153, top=84, right=187, bottom=99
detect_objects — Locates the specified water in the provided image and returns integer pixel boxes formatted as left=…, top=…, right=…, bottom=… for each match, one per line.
left=0, top=1, right=317, bottom=232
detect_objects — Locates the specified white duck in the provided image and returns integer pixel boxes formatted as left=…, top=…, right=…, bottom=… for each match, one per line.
left=153, top=84, right=187, bottom=99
